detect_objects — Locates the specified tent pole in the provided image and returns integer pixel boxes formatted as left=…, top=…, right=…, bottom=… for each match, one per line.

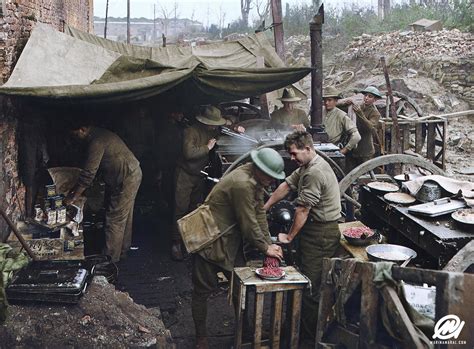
left=127, top=0, right=131, bottom=44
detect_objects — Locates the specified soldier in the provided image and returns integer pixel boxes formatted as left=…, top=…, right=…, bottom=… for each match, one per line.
left=264, top=131, right=341, bottom=341
left=65, top=123, right=142, bottom=263
left=271, top=88, right=309, bottom=131
left=172, top=105, right=226, bottom=261
left=192, top=148, right=284, bottom=349
left=341, top=86, right=383, bottom=171
left=322, top=86, right=361, bottom=156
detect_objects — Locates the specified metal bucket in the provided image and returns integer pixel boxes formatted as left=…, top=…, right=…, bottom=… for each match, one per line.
left=416, top=181, right=442, bottom=203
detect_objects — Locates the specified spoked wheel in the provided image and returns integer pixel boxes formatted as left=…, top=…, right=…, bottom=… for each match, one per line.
left=338, top=154, right=445, bottom=211
left=219, top=102, right=266, bottom=122
left=388, top=91, right=424, bottom=119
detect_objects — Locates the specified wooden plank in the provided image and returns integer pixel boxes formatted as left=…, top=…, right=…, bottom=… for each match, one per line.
left=415, top=123, right=424, bottom=154
left=402, top=125, right=411, bottom=152
left=270, top=291, right=284, bottom=348
left=443, top=240, right=474, bottom=272
left=290, top=289, right=303, bottom=349
left=359, top=263, right=379, bottom=349
left=380, top=286, right=424, bottom=348
left=426, top=122, right=436, bottom=160
left=316, top=259, right=336, bottom=345
left=234, top=284, right=247, bottom=349
left=254, top=293, right=265, bottom=349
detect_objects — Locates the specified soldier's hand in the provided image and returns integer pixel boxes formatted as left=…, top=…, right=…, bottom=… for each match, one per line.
left=278, top=233, right=292, bottom=244
left=207, top=138, right=217, bottom=150
left=340, top=147, right=349, bottom=155
left=352, top=103, right=361, bottom=112
left=266, top=244, right=283, bottom=260
left=291, top=124, right=306, bottom=132
left=233, top=125, right=246, bottom=134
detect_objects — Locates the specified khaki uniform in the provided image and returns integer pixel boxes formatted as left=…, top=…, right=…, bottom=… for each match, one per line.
left=192, top=163, right=272, bottom=337
left=174, top=124, right=218, bottom=240
left=323, top=107, right=361, bottom=151
left=345, top=104, right=381, bottom=171
left=271, top=108, right=310, bottom=129
left=78, top=127, right=142, bottom=262
left=285, top=155, right=341, bottom=339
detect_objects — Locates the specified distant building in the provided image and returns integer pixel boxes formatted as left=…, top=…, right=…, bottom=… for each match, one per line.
left=94, top=17, right=204, bottom=44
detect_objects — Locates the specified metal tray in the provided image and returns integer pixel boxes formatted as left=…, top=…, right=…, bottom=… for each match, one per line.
left=408, top=198, right=466, bottom=217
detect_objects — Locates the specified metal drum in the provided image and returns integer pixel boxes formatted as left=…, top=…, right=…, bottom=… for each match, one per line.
left=416, top=181, right=442, bottom=202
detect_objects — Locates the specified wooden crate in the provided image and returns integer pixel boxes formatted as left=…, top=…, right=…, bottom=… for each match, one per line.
left=7, top=222, right=84, bottom=260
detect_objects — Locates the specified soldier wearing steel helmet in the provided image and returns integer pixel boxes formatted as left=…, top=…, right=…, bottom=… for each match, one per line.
left=192, top=147, right=284, bottom=349
left=340, top=86, right=383, bottom=171
left=264, top=131, right=341, bottom=341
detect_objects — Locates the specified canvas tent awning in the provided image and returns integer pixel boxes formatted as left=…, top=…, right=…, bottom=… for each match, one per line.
left=0, top=24, right=310, bottom=105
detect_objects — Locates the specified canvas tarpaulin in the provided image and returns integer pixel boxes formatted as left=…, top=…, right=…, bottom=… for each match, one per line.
left=0, top=24, right=310, bottom=104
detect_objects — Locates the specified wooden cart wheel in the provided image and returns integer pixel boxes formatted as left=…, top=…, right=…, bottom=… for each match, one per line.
left=219, top=101, right=265, bottom=122
left=338, top=154, right=446, bottom=209
left=387, top=91, right=424, bottom=119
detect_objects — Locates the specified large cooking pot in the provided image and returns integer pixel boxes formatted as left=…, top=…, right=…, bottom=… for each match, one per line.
left=366, top=244, right=417, bottom=263
left=451, top=208, right=474, bottom=232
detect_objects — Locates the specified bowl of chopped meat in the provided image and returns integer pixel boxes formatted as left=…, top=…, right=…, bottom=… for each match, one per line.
left=256, top=257, right=285, bottom=280
left=342, top=226, right=376, bottom=246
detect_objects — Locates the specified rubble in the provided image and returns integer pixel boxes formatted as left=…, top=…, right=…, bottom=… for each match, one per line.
left=0, top=276, right=174, bottom=348
left=344, top=29, right=473, bottom=60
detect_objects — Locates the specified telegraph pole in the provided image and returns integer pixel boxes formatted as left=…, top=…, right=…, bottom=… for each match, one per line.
left=127, top=0, right=131, bottom=43
left=270, top=0, right=285, bottom=61
left=104, top=0, right=109, bottom=38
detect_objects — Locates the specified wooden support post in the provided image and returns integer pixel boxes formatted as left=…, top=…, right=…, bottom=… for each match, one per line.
left=402, top=125, right=410, bottom=152
left=415, top=124, right=423, bottom=154
left=254, top=292, right=265, bottom=349
left=256, top=56, right=270, bottom=119
left=380, top=56, right=401, bottom=154
left=234, top=283, right=246, bottom=349
left=427, top=122, right=436, bottom=161
left=359, top=263, right=379, bottom=348
left=270, top=0, right=285, bottom=61
left=270, top=291, right=284, bottom=348
left=289, top=289, right=303, bottom=349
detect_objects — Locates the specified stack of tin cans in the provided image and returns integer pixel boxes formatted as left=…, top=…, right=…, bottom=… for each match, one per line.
left=34, top=184, right=68, bottom=226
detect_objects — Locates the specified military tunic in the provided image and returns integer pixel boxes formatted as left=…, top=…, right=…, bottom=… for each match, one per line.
left=174, top=124, right=218, bottom=240
left=78, top=127, right=142, bottom=262
left=270, top=107, right=310, bottom=129
left=192, top=163, right=272, bottom=337
left=345, top=103, right=381, bottom=171
left=323, top=107, right=361, bottom=151
left=285, top=155, right=341, bottom=339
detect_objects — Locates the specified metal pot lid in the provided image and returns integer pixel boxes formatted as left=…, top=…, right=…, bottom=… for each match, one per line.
left=384, top=192, right=416, bottom=205
left=394, top=173, right=424, bottom=182
left=451, top=208, right=474, bottom=226
left=367, top=181, right=399, bottom=193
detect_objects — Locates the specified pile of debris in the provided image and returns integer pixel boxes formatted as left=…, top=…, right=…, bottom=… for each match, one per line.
left=285, top=35, right=310, bottom=66
left=344, top=29, right=473, bottom=61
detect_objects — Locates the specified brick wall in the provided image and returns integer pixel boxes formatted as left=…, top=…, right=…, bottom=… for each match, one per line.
left=0, top=0, right=93, bottom=241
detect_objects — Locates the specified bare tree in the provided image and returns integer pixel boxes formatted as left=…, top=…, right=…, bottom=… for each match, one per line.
left=173, top=1, right=180, bottom=33
left=255, top=0, right=271, bottom=23
left=159, top=4, right=174, bottom=36
left=241, top=0, right=253, bottom=27
left=217, top=4, right=227, bottom=38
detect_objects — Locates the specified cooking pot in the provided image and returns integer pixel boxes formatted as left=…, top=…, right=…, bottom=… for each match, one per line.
left=451, top=208, right=474, bottom=233
left=416, top=181, right=442, bottom=203
left=366, top=244, right=417, bottom=263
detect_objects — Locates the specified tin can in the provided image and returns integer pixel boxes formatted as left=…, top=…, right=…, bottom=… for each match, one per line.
left=45, top=208, right=57, bottom=226
left=45, top=184, right=57, bottom=198
left=50, top=195, right=64, bottom=210
left=43, top=198, right=51, bottom=211
left=34, top=205, right=44, bottom=222
left=56, top=206, right=67, bottom=224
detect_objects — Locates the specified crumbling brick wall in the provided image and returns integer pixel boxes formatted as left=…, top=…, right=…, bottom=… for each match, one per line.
left=0, top=0, right=93, bottom=241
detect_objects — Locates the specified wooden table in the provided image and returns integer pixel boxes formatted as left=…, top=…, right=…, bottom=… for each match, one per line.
left=338, top=221, right=379, bottom=262
left=232, top=266, right=308, bottom=349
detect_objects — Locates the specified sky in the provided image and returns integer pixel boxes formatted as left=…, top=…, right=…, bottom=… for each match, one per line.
left=93, top=0, right=384, bottom=27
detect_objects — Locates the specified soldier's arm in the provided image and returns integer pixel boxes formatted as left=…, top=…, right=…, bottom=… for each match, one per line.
left=354, top=105, right=379, bottom=131
left=342, top=116, right=361, bottom=151
left=182, top=128, right=209, bottom=160
left=232, top=183, right=272, bottom=253
left=264, top=181, right=291, bottom=211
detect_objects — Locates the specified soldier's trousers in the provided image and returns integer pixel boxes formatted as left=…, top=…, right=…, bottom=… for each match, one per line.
left=104, top=167, right=142, bottom=262
left=299, top=220, right=340, bottom=339
left=191, top=254, right=243, bottom=338
left=344, top=154, right=373, bottom=173
left=173, top=167, right=205, bottom=241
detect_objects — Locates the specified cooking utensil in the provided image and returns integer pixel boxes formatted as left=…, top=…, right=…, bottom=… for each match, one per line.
left=416, top=181, right=442, bottom=203
left=451, top=208, right=474, bottom=232
left=366, top=181, right=399, bottom=195
left=394, top=173, right=424, bottom=185
left=400, top=255, right=414, bottom=267
left=366, top=244, right=417, bottom=263
left=255, top=267, right=286, bottom=281
left=342, top=227, right=376, bottom=246
left=384, top=192, right=416, bottom=205
left=408, top=198, right=466, bottom=217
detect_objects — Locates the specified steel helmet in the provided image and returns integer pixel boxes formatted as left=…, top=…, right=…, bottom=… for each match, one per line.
left=250, top=148, right=285, bottom=180
left=361, top=86, right=383, bottom=99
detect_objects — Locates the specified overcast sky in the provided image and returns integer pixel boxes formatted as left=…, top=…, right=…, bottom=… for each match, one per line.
left=93, top=0, right=385, bottom=26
